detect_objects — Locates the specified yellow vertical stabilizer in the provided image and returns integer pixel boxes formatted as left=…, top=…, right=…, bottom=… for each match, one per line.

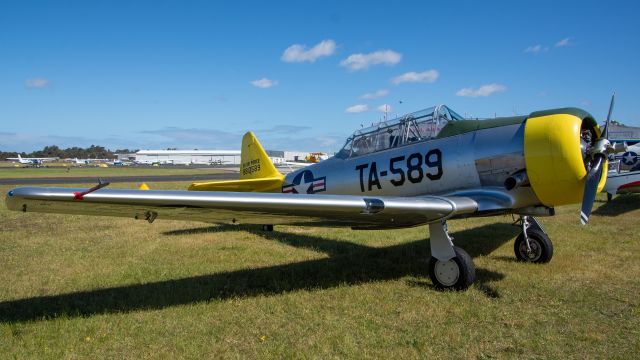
left=239, top=131, right=281, bottom=180
left=188, top=131, right=284, bottom=192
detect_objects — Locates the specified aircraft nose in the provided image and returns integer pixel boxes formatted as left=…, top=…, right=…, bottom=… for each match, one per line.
left=523, top=110, right=605, bottom=207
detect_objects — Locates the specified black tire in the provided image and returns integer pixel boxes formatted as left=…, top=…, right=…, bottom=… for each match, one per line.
left=428, top=246, right=476, bottom=290
left=260, top=224, right=274, bottom=232
left=514, top=228, right=553, bottom=263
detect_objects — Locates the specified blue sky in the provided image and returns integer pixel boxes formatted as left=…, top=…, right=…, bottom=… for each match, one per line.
left=1, top=0, right=639, bottom=152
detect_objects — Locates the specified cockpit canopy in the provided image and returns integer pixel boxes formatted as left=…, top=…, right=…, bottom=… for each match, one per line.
left=337, top=105, right=465, bottom=158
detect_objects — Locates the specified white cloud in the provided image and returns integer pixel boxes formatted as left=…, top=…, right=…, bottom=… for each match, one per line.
left=345, top=104, right=369, bottom=113
left=281, top=39, right=336, bottom=63
left=391, top=70, right=439, bottom=85
left=580, top=99, right=592, bottom=106
left=525, top=39, right=569, bottom=53
left=555, top=37, right=570, bottom=47
left=25, top=77, right=50, bottom=88
left=377, top=104, right=392, bottom=113
left=313, top=135, right=342, bottom=148
left=360, top=89, right=389, bottom=100
left=140, top=127, right=241, bottom=149
left=250, top=78, right=277, bottom=88
left=524, top=44, right=542, bottom=53
left=340, top=50, right=402, bottom=71
left=456, top=83, right=506, bottom=98
left=260, top=125, right=311, bottom=134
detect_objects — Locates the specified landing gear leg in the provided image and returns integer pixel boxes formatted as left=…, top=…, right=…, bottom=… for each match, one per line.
left=427, top=220, right=476, bottom=290
left=514, top=216, right=553, bottom=263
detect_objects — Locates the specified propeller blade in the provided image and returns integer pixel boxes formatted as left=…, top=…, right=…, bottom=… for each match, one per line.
left=580, top=154, right=605, bottom=225
left=602, top=92, right=615, bottom=139
left=581, top=93, right=617, bottom=224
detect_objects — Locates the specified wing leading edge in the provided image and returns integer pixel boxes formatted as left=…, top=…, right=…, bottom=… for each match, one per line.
left=6, top=187, right=478, bottom=229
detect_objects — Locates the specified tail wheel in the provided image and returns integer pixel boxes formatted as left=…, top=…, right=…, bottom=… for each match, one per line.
left=428, top=246, right=476, bottom=290
left=514, top=228, right=553, bottom=263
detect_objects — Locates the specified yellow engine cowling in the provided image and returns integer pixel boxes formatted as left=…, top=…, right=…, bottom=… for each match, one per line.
left=524, top=112, right=607, bottom=207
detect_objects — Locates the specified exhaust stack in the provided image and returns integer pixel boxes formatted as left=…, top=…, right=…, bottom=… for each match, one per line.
left=504, top=171, right=529, bottom=190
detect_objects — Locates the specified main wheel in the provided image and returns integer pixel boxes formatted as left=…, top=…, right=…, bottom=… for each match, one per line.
left=428, top=246, right=476, bottom=290
left=260, top=224, right=274, bottom=232
left=514, top=228, right=553, bottom=263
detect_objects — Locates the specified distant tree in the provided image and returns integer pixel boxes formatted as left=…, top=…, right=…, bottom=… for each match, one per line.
left=1, top=144, right=143, bottom=160
left=64, top=147, right=85, bottom=158
left=0, top=151, right=20, bottom=159
left=84, top=145, right=109, bottom=159
left=31, top=145, right=63, bottom=158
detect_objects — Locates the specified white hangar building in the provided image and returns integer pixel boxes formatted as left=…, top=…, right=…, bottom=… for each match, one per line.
left=134, top=149, right=286, bottom=165
left=135, top=150, right=241, bottom=165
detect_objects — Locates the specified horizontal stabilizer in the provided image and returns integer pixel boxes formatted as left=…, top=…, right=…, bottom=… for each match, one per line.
left=188, top=177, right=284, bottom=192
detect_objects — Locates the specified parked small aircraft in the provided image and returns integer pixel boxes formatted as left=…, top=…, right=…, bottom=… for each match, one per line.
left=5, top=99, right=618, bottom=290
left=6, top=154, right=58, bottom=166
left=610, top=143, right=640, bottom=171
left=605, top=145, right=640, bottom=200
left=603, top=138, right=639, bottom=200
left=604, top=169, right=640, bottom=200
left=67, top=158, right=110, bottom=165
left=112, top=160, right=131, bottom=166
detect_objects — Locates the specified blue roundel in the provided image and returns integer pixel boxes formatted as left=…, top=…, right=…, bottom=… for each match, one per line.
left=282, top=170, right=326, bottom=194
left=621, top=151, right=638, bottom=166
left=293, top=170, right=316, bottom=186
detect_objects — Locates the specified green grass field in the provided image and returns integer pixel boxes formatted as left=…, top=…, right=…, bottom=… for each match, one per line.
left=0, top=164, right=230, bottom=179
left=0, top=180, right=638, bottom=359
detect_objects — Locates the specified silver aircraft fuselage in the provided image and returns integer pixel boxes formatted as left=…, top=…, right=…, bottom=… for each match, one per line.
left=282, top=122, right=539, bottom=213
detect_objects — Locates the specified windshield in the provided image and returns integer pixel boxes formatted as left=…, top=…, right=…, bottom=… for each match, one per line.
left=337, top=105, right=464, bottom=158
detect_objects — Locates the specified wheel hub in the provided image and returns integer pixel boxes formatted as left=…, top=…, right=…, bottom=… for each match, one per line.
left=434, top=259, right=460, bottom=286
left=520, top=240, right=541, bottom=261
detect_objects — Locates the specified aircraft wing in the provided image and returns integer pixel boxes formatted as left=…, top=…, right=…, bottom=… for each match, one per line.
left=7, top=157, right=57, bottom=160
left=5, top=187, right=478, bottom=229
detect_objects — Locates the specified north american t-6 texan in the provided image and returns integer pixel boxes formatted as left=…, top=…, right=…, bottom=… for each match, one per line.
left=5, top=98, right=620, bottom=290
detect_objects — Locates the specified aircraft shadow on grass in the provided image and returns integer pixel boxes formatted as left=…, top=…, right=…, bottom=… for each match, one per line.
left=0, top=223, right=518, bottom=323
left=593, top=194, right=640, bottom=217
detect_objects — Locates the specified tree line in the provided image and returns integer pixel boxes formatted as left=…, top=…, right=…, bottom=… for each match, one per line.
left=1, top=145, right=137, bottom=160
